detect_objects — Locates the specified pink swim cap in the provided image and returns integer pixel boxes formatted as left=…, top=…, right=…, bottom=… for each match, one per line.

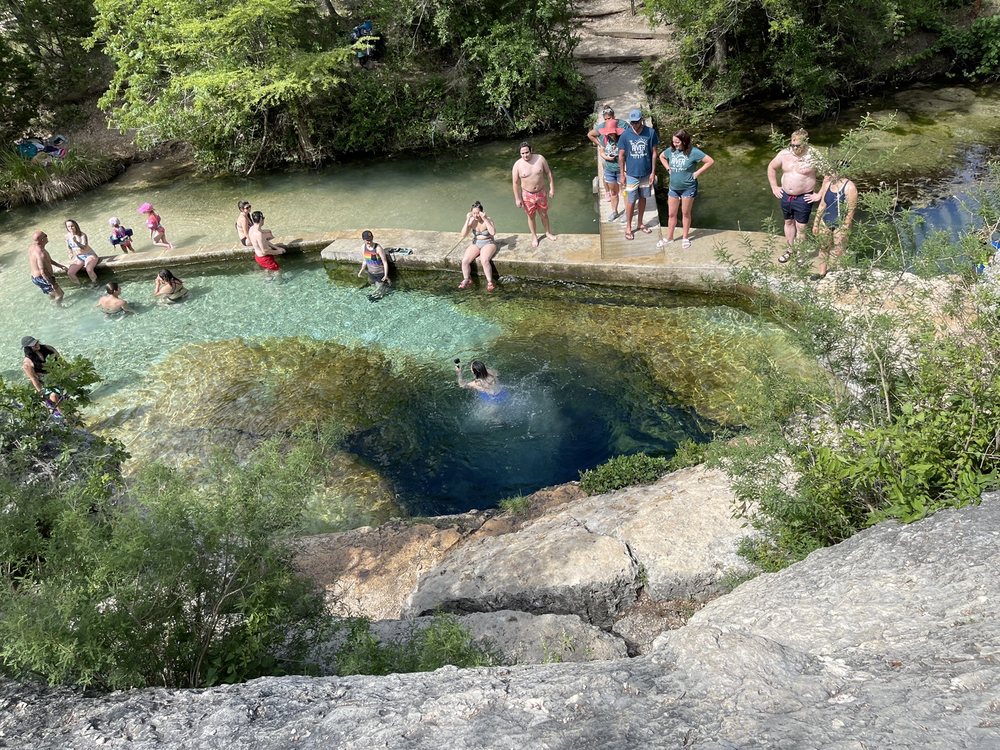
left=138, top=202, right=153, bottom=213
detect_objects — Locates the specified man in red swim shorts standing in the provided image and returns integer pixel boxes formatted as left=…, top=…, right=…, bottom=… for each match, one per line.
left=248, top=210, right=286, bottom=276
left=512, top=141, right=557, bottom=249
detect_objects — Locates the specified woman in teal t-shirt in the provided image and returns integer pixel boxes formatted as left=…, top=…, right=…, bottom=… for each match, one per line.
left=657, top=129, right=715, bottom=249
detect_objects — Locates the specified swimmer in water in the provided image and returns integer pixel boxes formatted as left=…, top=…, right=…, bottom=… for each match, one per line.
left=96, top=281, right=133, bottom=315
left=455, top=359, right=508, bottom=402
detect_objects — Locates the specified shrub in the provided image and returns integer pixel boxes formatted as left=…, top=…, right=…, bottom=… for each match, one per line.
left=0, top=148, right=120, bottom=208
left=0, top=430, right=331, bottom=689
left=579, top=453, right=670, bottom=495
left=334, top=614, right=502, bottom=676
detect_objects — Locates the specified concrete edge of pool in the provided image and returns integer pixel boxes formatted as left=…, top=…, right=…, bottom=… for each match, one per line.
left=70, top=227, right=793, bottom=292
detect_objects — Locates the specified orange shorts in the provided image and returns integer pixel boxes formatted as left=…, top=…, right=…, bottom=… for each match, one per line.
left=521, top=190, right=548, bottom=217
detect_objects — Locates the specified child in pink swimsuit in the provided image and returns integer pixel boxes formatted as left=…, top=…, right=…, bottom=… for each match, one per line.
left=138, top=202, right=174, bottom=250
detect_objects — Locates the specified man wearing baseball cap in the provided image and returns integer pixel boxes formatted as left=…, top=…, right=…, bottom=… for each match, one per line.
left=617, top=108, right=660, bottom=241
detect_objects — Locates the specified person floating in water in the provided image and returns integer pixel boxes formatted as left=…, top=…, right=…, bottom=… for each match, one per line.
left=97, top=282, right=133, bottom=315
left=357, top=230, right=390, bottom=299
left=455, top=359, right=508, bottom=403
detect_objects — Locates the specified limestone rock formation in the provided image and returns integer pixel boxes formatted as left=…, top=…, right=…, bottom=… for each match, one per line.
left=5, top=494, right=998, bottom=748
left=406, top=466, right=750, bottom=627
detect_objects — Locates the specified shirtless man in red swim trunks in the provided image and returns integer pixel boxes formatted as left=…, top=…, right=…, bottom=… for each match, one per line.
left=248, top=210, right=286, bottom=276
left=511, top=141, right=557, bottom=249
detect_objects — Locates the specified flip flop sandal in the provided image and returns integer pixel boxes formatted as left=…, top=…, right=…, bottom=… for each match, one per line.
left=638, top=225, right=652, bottom=234
left=656, top=238, right=673, bottom=249
left=624, top=230, right=634, bottom=241
left=778, top=250, right=793, bottom=263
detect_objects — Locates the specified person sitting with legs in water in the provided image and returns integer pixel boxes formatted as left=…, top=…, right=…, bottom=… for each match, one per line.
left=97, top=282, right=133, bottom=315
left=458, top=201, right=499, bottom=292
left=64, top=219, right=100, bottom=285
left=153, top=268, right=188, bottom=303
left=811, top=162, right=858, bottom=279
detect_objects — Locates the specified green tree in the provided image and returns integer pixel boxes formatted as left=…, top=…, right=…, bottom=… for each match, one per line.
left=0, top=0, right=101, bottom=141
left=89, top=0, right=354, bottom=172
left=643, top=0, right=977, bottom=117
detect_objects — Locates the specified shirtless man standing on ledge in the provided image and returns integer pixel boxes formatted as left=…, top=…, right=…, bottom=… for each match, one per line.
left=767, top=128, right=821, bottom=263
left=512, top=142, right=557, bottom=248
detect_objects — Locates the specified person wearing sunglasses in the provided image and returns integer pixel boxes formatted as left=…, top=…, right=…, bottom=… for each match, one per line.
left=766, top=128, right=821, bottom=262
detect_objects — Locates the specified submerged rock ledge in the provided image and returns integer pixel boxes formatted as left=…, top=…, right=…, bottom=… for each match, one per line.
left=3, top=494, right=998, bottom=748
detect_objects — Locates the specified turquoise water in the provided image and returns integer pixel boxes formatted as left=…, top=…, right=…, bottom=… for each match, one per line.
left=2, top=254, right=806, bottom=514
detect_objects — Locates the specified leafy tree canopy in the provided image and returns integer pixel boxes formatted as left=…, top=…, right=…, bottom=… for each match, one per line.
left=90, top=0, right=355, bottom=172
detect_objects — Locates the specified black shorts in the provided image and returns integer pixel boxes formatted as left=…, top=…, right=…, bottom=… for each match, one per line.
left=781, top=192, right=813, bottom=224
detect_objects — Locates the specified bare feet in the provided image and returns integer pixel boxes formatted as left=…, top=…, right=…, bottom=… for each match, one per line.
left=531, top=235, right=540, bottom=248
left=545, top=233, right=558, bottom=241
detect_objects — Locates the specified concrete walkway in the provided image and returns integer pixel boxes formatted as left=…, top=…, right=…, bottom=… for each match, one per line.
left=73, top=225, right=789, bottom=292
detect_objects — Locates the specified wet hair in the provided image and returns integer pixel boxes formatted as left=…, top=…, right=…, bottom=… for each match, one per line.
left=250, top=211, right=264, bottom=225
left=362, top=230, right=374, bottom=241
left=471, top=201, right=484, bottom=211
left=157, top=269, right=180, bottom=283
left=65, top=219, right=81, bottom=235
left=238, top=200, right=251, bottom=211
left=471, top=360, right=489, bottom=380
left=105, top=282, right=120, bottom=294
left=519, top=141, right=532, bottom=153
left=672, top=129, right=692, bottom=154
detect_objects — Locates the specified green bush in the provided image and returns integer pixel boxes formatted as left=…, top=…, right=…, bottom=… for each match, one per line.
left=0, top=148, right=120, bottom=208
left=0, top=424, right=331, bottom=689
left=710, top=155, right=1000, bottom=570
left=579, top=453, right=670, bottom=495
left=334, top=614, right=502, bottom=676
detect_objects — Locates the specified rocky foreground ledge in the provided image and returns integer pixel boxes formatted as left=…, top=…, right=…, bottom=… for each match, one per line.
left=3, top=493, right=999, bottom=748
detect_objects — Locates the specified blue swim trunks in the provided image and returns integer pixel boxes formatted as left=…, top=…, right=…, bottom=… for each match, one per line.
left=478, top=389, right=511, bottom=405
left=32, top=275, right=54, bottom=294
left=780, top=191, right=813, bottom=224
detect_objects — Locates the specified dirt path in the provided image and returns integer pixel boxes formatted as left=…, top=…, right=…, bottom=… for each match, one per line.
left=573, top=0, right=675, bottom=109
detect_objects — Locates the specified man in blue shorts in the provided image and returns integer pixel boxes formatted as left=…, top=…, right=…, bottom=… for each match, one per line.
left=617, top=109, right=659, bottom=241
left=27, top=231, right=66, bottom=304
left=766, top=128, right=821, bottom=262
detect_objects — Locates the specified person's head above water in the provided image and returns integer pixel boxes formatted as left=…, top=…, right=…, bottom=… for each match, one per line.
left=31, top=230, right=47, bottom=244
left=250, top=210, right=264, bottom=225
left=157, top=268, right=179, bottom=282
left=471, top=360, right=489, bottom=380
left=105, top=282, right=120, bottom=295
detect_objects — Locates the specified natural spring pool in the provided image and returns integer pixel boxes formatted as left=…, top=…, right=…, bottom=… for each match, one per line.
left=2, top=254, right=813, bottom=522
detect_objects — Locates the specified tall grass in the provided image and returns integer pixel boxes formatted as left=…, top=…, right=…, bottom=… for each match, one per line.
left=0, top=147, right=120, bottom=208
